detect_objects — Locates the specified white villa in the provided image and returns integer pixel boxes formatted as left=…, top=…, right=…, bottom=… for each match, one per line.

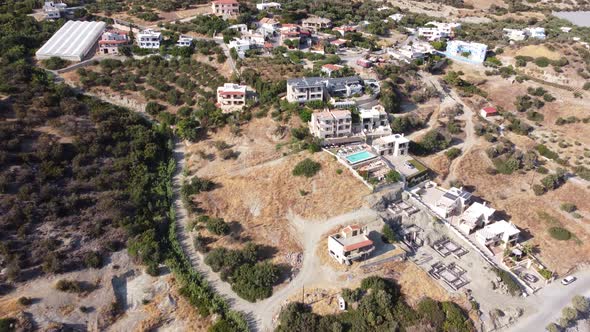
left=389, top=42, right=435, bottom=62
left=457, top=202, right=496, bottom=234
left=216, top=83, right=247, bottom=112
left=309, top=109, right=352, bottom=139
left=372, top=134, right=409, bottom=157
left=44, top=1, right=67, bottom=19
left=328, top=225, right=375, bottom=265
left=286, top=77, right=325, bottom=103
left=431, top=187, right=472, bottom=219
left=256, top=1, right=282, bottom=10
left=359, top=105, right=391, bottom=137
left=475, top=220, right=520, bottom=249
left=137, top=29, right=161, bottom=49
left=418, top=22, right=461, bottom=41
left=258, top=17, right=281, bottom=35
left=176, top=35, right=194, bottom=47
left=228, top=24, right=248, bottom=34
left=503, top=27, right=546, bottom=41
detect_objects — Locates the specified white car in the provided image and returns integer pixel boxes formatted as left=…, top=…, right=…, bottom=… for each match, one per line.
left=561, top=276, right=576, bottom=285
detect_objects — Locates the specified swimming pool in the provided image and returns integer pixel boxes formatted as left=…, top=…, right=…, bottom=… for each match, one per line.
left=345, top=150, right=376, bottom=164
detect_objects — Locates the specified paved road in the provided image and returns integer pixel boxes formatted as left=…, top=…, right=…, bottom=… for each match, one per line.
left=507, top=270, right=590, bottom=331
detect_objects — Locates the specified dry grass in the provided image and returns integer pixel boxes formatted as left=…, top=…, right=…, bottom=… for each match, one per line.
left=191, top=127, right=371, bottom=263
left=515, top=45, right=562, bottom=61
left=453, top=148, right=590, bottom=274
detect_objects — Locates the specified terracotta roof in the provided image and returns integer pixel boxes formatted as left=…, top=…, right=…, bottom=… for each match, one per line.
left=342, top=225, right=360, bottom=233
left=343, top=239, right=373, bottom=252
left=212, top=0, right=238, bottom=4
left=219, top=91, right=245, bottom=96
left=482, top=107, right=497, bottom=114
left=99, top=39, right=128, bottom=45
left=322, top=64, right=343, bottom=71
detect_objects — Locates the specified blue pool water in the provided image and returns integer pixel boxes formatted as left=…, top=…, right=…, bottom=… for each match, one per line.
left=345, top=151, right=376, bottom=164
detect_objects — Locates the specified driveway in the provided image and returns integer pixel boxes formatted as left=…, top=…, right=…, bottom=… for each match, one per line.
left=507, top=269, right=590, bottom=331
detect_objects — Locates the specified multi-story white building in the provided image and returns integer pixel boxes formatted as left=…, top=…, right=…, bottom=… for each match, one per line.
left=372, top=133, right=409, bottom=157
left=216, top=83, right=247, bottom=112
left=286, top=77, right=325, bottom=103
left=389, top=41, right=435, bottom=62
left=309, top=109, right=352, bottom=139
left=328, top=225, right=375, bottom=265
left=302, top=17, right=332, bottom=31
left=458, top=202, right=496, bottom=234
left=98, top=30, right=129, bottom=55
left=431, top=186, right=473, bottom=219
left=137, top=29, right=161, bottom=49
left=503, top=27, right=546, bottom=41
left=258, top=17, right=281, bottom=35
left=176, top=35, right=194, bottom=47
left=475, top=220, right=520, bottom=249
left=256, top=1, right=282, bottom=10
left=228, top=24, right=248, bottom=34
left=44, top=1, right=67, bottom=19
left=212, top=0, right=240, bottom=18
left=417, top=22, right=461, bottom=41
left=359, top=106, right=390, bottom=135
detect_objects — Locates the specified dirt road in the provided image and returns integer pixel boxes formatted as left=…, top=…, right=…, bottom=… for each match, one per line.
left=173, top=139, right=381, bottom=331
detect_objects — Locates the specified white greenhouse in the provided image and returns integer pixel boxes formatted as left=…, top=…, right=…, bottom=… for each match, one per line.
left=36, top=20, right=106, bottom=62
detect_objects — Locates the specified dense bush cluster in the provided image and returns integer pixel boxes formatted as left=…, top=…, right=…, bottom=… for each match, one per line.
left=204, top=243, right=280, bottom=302
left=276, top=276, right=473, bottom=331
left=292, top=158, right=322, bottom=178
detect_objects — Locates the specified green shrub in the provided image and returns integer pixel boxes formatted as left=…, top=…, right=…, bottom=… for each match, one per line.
left=0, top=318, right=16, bottom=332
left=292, top=158, right=321, bottom=178
left=445, top=147, right=462, bottom=160
left=493, top=268, right=521, bottom=296
left=205, top=217, right=230, bottom=236
left=560, top=203, right=577, bottom=213
left=385, top=170, right=402, bottom=183
left=572, top=295, right=589, bottom=313
left=537, top=268, right=553, bottom=280
left=534, top=57, right=550, bottom=67
left=536, top=144, right=558, bottom=160
left=532, top=184, right=546, bottom=196
left=548, top=227, right=571, bottom=241
left=42, top=56, right=70, bottom=70
left=336, top=169, right=343, bottom=175
left=55, top=279, right=83, bottom=293
left=382, top=224, right=397, bottom=243
left=17, top=297, right=32, bottom=306
left=83, top=251, right=103, bottom=269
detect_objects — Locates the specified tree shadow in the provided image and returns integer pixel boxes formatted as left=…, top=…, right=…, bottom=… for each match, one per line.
left=257, top=245, right=279, bottom=261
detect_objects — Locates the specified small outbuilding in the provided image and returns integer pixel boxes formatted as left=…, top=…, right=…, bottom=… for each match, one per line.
left=36, top=20, right=106, bottom=62
left=480, top=107, right=498, bottom=118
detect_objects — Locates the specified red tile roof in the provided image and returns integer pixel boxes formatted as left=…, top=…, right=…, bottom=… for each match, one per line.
left=219, top=91, right=245, bottom=96
left=343, top=239, right=374, bottom=252
left=482, top=107, right=497, bottom=114
left=99, top=40, right=128, bottom=45
left=322, top=64, right=343, bottom=71
left=213, top=0, right=238, bottom=4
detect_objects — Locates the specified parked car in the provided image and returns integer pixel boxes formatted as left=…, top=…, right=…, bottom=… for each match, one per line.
left=561, top=276, right=576, bottom=285
left=524, top=273, right=538, bottom=283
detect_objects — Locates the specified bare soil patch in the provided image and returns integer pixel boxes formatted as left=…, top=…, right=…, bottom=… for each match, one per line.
left=194, top=151, right=371, bottom=264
